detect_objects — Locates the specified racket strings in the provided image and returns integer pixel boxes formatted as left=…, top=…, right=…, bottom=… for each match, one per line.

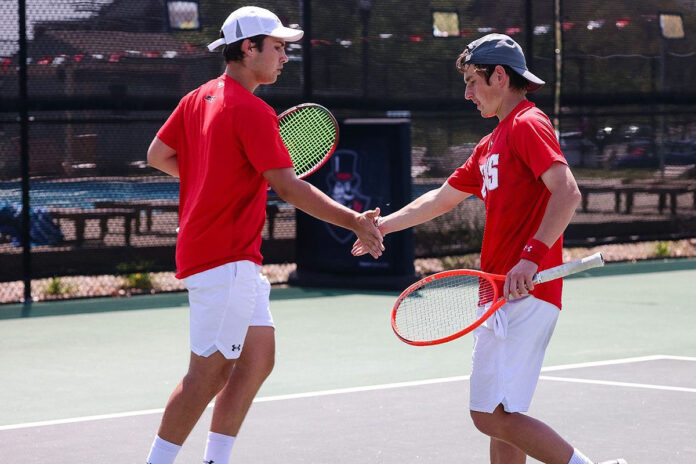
left=279, top=107, right=336, bottom=177
left=394, top=275, right=496, bottom=343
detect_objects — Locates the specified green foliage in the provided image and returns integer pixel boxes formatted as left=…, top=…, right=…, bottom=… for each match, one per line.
left=116, top=260, right=155, bottom=273
left=117, top=260, right=155, bottom=292
left=123, top=272, right=153, bottom=291
left=655, top=241, right=671, bottom=258
left=45, top=277, right=71, bottom=296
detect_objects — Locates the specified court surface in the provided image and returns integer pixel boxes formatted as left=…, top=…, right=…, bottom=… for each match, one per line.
left=1, top=259, right=695, bottom=463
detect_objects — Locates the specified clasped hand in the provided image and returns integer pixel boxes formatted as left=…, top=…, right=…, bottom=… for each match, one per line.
left=352, top=214, right=385, bottom=258
left=352, top=208, right=385, bottom=259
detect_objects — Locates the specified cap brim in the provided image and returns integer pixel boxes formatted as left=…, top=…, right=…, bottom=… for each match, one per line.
left=207, top=38, right=226, bottom=51
left=207, top=27, right=304, bottom=52
left=514, top=67, right=545, bottom=92
left=268, top=26, right=304, bottom=42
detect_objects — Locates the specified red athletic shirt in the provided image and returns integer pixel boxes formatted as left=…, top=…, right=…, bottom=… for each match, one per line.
left=157, top=75, right=294, bottom=279
left=447, top=100, right=567, bottom=309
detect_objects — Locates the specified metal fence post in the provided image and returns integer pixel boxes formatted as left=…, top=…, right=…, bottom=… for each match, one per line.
left=18, top=0, right=32, bottom=305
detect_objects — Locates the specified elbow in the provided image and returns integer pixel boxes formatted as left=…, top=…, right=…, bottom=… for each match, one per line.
left=146, top=151, right=155, bottom=168
left=563, top=184, right=582, bottom=212
left=146, top=147, right=160, bottom=169
left=269, top=179, right=298, bottom=203
left=570, top=184, right=582, bottom=209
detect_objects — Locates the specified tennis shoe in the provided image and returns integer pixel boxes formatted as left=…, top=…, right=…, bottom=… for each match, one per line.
left=596, top=460, right=627, bottom=464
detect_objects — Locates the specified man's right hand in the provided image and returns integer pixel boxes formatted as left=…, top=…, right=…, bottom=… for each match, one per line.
left=352, top=214, right=385, bottom=257
left=352, top=207, right=384, bottom=259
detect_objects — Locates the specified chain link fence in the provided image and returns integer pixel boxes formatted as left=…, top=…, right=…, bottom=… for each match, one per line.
left=1, top=0, right=695, bottom=303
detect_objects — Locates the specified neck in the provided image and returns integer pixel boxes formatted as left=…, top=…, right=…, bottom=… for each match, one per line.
left=224, top=62, right=258, bottom=93
left=496, top=93, right=526, bottom=121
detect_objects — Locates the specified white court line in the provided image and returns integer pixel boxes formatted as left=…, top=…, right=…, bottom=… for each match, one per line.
left=540, top=354, right=696, bottom=372
left=0, top=408, right=168, bottom=431
left=254, top=375, right=469, bottom=403
left=539, top=375, right=696, bottom=393
left=1, top=354, right=694, bottom=432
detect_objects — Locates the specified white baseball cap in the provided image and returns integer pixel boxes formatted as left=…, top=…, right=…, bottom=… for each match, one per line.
left=207, top=6, right=304, bottom=51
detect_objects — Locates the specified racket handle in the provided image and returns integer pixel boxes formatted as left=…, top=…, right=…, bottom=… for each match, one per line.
left=532, top=252, right=604, bottom=284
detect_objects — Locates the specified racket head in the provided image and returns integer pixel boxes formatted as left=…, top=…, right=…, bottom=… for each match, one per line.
left=278, top=103, right=339, bottom=179
left=391, top=269, right=505, bottom=346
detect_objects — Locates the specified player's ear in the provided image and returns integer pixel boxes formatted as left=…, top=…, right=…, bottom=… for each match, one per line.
left=242, top=39, right=254, bottom=56
left=494, top=65, right=506, bottom=87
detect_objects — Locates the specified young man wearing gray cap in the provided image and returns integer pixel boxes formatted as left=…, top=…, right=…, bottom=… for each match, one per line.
left=352, top=34, right=626, bottom=464
left=145, top=6, right=383, bottom=464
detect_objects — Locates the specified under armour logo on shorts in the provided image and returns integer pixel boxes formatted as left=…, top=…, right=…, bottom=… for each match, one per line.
left=231, top=344, right=242, bottom=352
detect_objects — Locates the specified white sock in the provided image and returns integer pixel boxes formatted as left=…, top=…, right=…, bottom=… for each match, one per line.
left=568, top=448, right=594, bottom=464
left=203, top=431, right=236, bottom=464
left=146, top=435, right=181, bottom=464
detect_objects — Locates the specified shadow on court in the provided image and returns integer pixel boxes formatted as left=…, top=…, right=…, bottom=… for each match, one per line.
left=1, top=356, right=694, bottom=463
left=1, top=261, right=695, bottom=463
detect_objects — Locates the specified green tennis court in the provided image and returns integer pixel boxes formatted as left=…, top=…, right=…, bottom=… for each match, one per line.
left=1, top=259, right=695, bottom=463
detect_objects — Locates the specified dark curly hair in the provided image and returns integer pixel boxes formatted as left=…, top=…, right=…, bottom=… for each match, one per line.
left=221, top=34, right=266, bottom=62
left=456, top=49, right=529, bottom=92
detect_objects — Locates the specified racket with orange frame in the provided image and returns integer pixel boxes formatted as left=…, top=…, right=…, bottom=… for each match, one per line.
left=391, top=252, right=604, bottom=346
left=278, top=103, right=338, bottom=179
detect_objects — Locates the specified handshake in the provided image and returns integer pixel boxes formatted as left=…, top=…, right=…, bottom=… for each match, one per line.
left=350, top=207, right=387, bottom=259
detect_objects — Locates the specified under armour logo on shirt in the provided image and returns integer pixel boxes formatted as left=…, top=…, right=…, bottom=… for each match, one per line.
left=523, top=245, right=533, bottom=253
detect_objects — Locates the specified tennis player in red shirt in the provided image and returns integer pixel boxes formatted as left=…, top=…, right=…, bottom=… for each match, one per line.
left=144, top=6, right=383, bottom=464
left=353, top=34, right=626, bottom=464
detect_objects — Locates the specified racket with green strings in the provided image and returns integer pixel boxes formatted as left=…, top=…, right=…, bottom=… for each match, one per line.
left=278, top=103, right=339, bottom=179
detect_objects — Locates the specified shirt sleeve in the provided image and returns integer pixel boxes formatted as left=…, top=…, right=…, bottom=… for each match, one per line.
left=236, top=102, right=294, bottom=174
left=511, top=111, right=567, bottom=179
left=156, top=97, right=186, bottom=151
left=446, top=138, right=488, bottom=199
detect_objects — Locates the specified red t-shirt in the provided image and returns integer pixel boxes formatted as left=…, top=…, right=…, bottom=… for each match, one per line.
left=157, top=75, right=294, bottom=279
left=447, top=100, right=567, bottom=309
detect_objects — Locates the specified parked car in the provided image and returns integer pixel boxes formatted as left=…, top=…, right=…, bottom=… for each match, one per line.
left=664, top=140, right=696, bottom=166
left=596, top=123, right=653, bottom=148
left=559, top=131, right=601, bottom=168
left=608, top=139, right=659, bottom=169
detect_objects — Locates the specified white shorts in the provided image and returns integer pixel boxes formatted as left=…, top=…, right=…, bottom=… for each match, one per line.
left=469, top=295, right=559, bottom=414
left=184, top=260, right=273, bottom=360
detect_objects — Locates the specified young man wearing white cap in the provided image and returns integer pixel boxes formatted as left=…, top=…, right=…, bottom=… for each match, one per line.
left=352, top=34, right=626, bottom=464
left=144, top=6, right=384, bottom=464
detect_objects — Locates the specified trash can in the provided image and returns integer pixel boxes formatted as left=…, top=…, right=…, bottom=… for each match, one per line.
left=289, top=118, right=417, bottom=290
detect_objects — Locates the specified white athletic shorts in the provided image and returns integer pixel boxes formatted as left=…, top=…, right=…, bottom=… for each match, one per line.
left=184, top=260, right=273, bottom=360
left=469, top=295, right=559, bottom=414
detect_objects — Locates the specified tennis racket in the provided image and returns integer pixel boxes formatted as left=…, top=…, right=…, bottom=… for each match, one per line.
left=391, top=252, right=605, bottom=346
left=278, top=103, right=338, bottom=179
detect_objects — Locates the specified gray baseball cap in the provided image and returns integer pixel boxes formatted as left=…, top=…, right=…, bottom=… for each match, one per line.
left=463, top=33, right=544, bottom=92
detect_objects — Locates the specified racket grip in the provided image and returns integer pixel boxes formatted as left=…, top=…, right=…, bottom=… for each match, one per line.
left=532, top=252, right=604, bottom=284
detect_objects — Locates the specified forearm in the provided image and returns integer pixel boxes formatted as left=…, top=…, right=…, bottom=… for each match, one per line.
left=147, top=137, right=179, bottom=178
left=381, top=186, right=465, bottom=235
left=531, top=163, right=582, bottom=247
left=278, top=180, right=359, bottom=230
left=148, top=156, right=179, bottom=178
left=532, top=188, right=581, bottom=246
